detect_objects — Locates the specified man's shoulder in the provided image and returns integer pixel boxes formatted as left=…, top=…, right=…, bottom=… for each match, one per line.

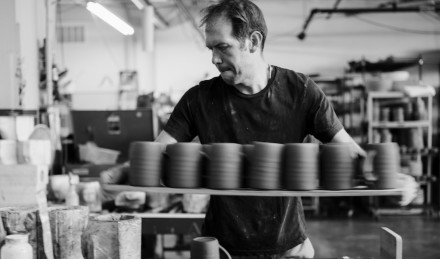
left=189, top=76, right=222, bottom=92
left=273, top=66, right=310, bottom=89
left=176, top=76, right=223, bottom=106
left=199, top=76, right=223, bottom=88
left=273, top=66, right=308, bottom=83
left=181, top=76, right=220, bottom=97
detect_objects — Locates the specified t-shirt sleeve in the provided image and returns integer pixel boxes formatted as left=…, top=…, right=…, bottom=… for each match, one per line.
left=304, top=77, right=343, bottom=142
left=163, top=86, right=199, bottom=142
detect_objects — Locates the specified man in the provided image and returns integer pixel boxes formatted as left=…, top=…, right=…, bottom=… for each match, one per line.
left=154, top=0, right=364, bottom=258
left=102, top=0, right=419, bottom=257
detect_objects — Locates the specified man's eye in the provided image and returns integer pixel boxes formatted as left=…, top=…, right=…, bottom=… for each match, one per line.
left=217, top=45, right=228, bottom=51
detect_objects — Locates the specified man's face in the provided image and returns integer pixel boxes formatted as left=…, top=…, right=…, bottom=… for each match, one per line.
left=205, top=16, right=252, bottom=86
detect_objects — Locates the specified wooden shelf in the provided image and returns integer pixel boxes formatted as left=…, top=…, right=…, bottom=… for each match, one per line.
left=103, top=185, right=403, bottom=197
left=371, top=120, right=430, bottom=128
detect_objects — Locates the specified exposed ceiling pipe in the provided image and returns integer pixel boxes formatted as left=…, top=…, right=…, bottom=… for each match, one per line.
left=173, top=0, right=205, bottom=41
left=297, top=5, right=440, bottom=40
left=326, top=0, right=343, bottom=19
left=379, top=0, right=440, bottom=8
left=144, top=0, right=170, bottom=27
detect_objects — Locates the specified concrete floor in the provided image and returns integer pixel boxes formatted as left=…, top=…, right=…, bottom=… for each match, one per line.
left=158, top=214, right=440, bottom=259
left=307, top=215, right=440, bottom=259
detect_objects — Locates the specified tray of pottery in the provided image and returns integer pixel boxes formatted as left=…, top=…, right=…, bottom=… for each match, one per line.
left=102, top=185, right=403, bottom=197
left=103, top=142, right=404, bottom=197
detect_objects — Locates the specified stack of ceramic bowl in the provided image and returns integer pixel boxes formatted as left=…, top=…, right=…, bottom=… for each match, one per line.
left=206, top=143, right=242, bottom=189
left=129, top=141, right=164, bottom=187
left=320, top=143, right=355, bottom=190
left=246, top=142, right=284, bottom=190
left=165, top=143, right=202, bottom=188
left=367, top=142, right=400, bottom=189
left=283, top=143, right=319, bottom=190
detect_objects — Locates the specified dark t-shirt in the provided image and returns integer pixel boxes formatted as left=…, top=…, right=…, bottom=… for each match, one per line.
left=164, top=66, right=343, bottom=256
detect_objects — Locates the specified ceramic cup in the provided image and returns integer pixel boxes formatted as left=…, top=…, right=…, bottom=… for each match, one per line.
left=206, top=143, right=242, bottom=189
left=191, top=237, right=231, bottom=259
left=165, top=143, right=202, bottom=188
left=129, top=141, right=164, bottom=187
left=246, top=142, right=284, bottom=190
left=320, top=143, right=356, bottom=190
left=367, top=142, right=400, bottom=189
left=283, top=143, right=319, bottom=190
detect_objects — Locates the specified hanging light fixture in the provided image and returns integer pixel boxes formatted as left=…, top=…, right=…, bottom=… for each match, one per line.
left=86, top=2, right=135, bottom=36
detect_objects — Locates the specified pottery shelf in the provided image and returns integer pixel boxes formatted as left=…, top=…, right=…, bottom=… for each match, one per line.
left=102, top=184, right=403, bottom=197
left=366, top=90, right=435, bottom=216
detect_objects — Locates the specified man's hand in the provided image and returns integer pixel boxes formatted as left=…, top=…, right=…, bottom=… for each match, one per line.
left=386, top=173, right=420, bottom=206
left=396, top=173, right=420, bottom=206
left=331, top=129, right=367, bottom=158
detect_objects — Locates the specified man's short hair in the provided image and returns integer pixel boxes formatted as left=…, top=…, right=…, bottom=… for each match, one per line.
left=200, top=0, right=268, bottom=50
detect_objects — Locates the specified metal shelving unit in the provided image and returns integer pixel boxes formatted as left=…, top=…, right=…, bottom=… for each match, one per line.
left=366, top=91, right=435, bottom=216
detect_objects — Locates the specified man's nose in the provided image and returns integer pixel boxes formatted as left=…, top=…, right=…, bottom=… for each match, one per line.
left=212, top=51, right=221, bottom=65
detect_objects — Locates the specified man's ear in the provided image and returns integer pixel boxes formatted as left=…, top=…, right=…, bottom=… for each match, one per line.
left=249, top=31, right=263, bottom=53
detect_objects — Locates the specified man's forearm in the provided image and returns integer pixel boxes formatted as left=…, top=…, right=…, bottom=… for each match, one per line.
left=331, top=129, right=366, bottom=157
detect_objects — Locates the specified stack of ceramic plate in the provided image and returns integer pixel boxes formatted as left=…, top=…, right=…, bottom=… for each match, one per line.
left=206, top=143, right=242, bottom=189
left=321, top=143, right=355, bottom=190
left=284, top=143, right=319, bottom=190
left=165, top=143, right=202, bottom=188
left=129, top=141, right=164, bottom=187
left=367, top=142, right=400, bottom=189
left=246, top=142, right=283, bottom=190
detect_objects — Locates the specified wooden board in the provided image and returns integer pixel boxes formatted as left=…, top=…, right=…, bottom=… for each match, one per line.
left=380, top=227, right=403, bottom=259
left=103, top=184, right=403, bottom=197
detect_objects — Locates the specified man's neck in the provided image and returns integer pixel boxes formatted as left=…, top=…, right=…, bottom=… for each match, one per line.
left=234, top=62, right=271, bottom=95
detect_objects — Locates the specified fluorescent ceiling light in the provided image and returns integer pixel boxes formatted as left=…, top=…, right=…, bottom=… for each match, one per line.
left=130, top=0, right=145, bottom=10
left=86, top=2, right=135, bottom=36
